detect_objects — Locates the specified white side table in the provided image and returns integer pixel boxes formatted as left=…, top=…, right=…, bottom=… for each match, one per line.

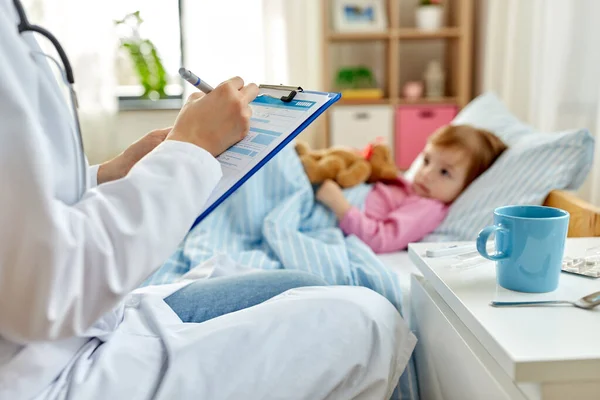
left=408, top=237, right=600, bottom=400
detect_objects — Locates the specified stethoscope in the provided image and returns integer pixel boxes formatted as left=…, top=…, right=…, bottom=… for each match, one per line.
left=12, top=0, right=88, bottom=199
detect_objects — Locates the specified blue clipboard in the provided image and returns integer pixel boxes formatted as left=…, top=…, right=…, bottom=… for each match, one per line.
left=189, top=87, right=341, bottom=231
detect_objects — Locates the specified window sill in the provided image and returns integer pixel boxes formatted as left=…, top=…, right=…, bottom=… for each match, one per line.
left=118, top=97, right=183, bottom=111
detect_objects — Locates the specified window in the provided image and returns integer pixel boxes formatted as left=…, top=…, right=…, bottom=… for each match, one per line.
left=113, top=0, right=183, bottom=108
left=112, top=0, right=290, bottom=107
left=180, top=0, right=288, bottom=99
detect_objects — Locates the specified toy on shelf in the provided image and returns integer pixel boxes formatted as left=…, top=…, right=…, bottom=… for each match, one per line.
left=335, top=66, right=384, bottom=100
left=402, top=81, right=424, bottom=100
left=423, top=60, right=445, bottom=98
left=295, top=139, right=398, bottom=188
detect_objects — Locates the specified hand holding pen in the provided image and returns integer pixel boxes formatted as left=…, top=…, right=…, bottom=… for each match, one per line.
left=179, top=68, right=215, bottom=94
left=165, top=68, right=259, bottom=156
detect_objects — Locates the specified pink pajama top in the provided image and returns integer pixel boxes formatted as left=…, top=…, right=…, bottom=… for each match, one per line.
left=339, top=177, right=449, bottom=254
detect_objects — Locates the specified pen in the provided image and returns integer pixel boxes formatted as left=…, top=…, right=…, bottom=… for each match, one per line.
left=178, top=67, right=214, bottom=94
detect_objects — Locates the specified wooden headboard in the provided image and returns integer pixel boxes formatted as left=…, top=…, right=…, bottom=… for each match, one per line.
left=543, top=190, right=600, bottom=237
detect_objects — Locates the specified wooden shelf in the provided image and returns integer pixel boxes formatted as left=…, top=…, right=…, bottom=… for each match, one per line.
left=326, top=28, right=461, bottom=42
left=327, top=31, right=391, bottom=41
left=322, top=0, right=474, bottom=148
left=337, top=97, right=391, bottom=105
left=335, top=97, right=459, bottom=106
left=395, top=27, right=461, bottom=39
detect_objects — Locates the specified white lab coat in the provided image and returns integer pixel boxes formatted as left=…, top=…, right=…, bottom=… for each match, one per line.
left=0, top=1, right=416, bottom=399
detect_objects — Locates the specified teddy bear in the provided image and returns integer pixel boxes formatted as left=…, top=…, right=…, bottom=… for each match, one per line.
left=295, top=140, right=398, bottom=188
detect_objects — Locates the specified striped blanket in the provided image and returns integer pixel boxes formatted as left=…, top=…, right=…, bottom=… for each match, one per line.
left=143, top=144, right=419, bottom=400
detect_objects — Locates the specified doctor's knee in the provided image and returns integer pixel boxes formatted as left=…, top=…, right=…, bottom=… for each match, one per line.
left=290, top=286, right=404, bottom=329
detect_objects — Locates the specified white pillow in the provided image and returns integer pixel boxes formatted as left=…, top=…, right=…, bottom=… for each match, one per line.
left=404, top=92, right=595, bottom=242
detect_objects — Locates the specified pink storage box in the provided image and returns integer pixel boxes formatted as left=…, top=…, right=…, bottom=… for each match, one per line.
left=395, top=104, right=458, bottom=169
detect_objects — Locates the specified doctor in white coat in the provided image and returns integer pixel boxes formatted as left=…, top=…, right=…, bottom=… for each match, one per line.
left=0, top=0, right=416, bottom=399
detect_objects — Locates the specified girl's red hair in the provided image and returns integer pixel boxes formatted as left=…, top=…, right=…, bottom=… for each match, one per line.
left=428, top=124, right=508, bottom=186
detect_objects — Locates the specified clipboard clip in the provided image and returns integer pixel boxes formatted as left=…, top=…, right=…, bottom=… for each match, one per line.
left=259, top=84, right=303, bottom=103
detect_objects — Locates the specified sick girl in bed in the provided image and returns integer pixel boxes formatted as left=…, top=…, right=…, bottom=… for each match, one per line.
left=316, top=124, right=508, bottom=254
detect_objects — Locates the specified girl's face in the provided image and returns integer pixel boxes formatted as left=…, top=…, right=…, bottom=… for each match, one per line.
left=412, top=144, right=470, bottom=204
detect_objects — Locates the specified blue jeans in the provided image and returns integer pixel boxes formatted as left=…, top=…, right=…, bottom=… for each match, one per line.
left=164, top=270, right=328, bottom=323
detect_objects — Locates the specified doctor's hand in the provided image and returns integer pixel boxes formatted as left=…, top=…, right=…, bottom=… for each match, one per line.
left=167, top=76, right=259, bottom=157
left=97, top=127, right=171, bottom=184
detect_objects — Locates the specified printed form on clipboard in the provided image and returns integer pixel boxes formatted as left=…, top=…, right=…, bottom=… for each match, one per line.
left=190, top=85, right=341, bottom=230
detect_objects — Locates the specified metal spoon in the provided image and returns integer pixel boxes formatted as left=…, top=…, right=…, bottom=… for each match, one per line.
left=490, top=290, right=600, bottom=310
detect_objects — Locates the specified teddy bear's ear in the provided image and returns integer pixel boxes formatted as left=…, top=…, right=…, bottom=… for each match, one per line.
left=366, top=143, right=398, bottom=183
left=372, top=143, right=391, bottom=156
left=369, top=143, right=392, bottom=162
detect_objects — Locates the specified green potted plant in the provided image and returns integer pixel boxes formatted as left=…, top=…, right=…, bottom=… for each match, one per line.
left=114, top=11, right=168, bottom=100
left=416, top=0, right=444, bottom=31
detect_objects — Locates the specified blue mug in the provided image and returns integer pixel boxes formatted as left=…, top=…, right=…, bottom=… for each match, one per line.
left=476, top=205, right=570, bottom=293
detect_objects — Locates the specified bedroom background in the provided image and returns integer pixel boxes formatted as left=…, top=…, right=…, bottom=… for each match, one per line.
left=21, top=0, right=600, bottom=204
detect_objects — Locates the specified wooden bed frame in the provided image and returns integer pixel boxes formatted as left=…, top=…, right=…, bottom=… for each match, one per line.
left=544, top=190, right=600, bottom=237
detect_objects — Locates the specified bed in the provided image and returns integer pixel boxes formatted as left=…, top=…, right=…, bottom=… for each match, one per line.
left=144, top=131, right=597, bottom=400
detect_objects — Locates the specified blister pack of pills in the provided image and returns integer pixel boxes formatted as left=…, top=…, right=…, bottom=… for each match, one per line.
left=562, top=257, right=600, bottom=278
left=562, top=245, right=600, bottom=278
